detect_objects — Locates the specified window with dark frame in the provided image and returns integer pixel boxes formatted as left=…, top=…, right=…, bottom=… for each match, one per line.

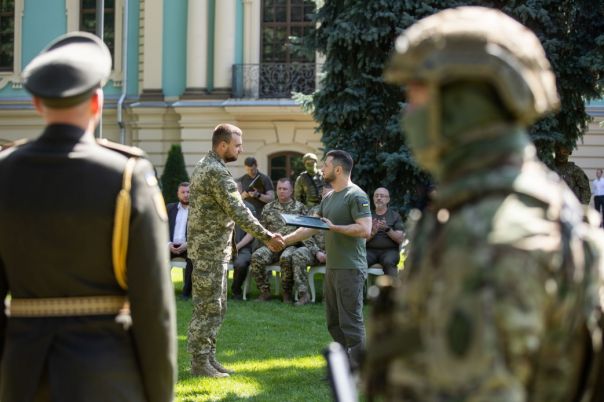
left=79, top=0, right=115, bottom=67
left=261, top=0, right=315, bottom=64
left=0, top=0, right=15, bottom=72
left=268, top=152, right=305, bottom=188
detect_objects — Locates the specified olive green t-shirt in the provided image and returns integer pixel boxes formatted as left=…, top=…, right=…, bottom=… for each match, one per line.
left=319, top=183, right=371, bottom=270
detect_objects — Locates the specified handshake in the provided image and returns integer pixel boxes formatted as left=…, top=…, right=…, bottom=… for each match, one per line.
left=266, top=233, right=287, bottom=252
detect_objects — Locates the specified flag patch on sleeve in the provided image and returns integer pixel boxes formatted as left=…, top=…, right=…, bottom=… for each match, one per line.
left=357, top=197, right=370, bottom=209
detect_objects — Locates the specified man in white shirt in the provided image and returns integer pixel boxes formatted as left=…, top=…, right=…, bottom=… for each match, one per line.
left=593, top=169, right=604, bottom=227
left=168, top=182, right=192, bottom=299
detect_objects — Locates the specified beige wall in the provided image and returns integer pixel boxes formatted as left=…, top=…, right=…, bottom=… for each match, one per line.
left=573, top=114, right=604, bottom=184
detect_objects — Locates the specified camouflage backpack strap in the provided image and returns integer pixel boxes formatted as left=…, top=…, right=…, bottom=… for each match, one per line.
left=112, top=157, right=137, bottom=290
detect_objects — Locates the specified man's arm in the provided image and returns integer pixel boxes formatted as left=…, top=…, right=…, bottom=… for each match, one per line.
left=322, top=216, right=372, bottom=239
left=214, top=174, right=283, bottom=250
left=294, top=175, right=305, bottom=204
left=236, top=233, right=254, bottom=251
left=284, top=226, right=319, bottom=246
left=258, top=190, right=274, bottom=204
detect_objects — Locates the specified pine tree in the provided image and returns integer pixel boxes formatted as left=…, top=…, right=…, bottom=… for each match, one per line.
left=160, top=144, right=190, bottom=204
left=306, top=0, right=604, bottom=213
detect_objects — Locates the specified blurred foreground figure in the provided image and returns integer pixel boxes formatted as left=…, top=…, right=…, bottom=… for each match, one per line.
left=364, top=7, right=604, bottom=402
left=0, top=32, right=176, bottom=402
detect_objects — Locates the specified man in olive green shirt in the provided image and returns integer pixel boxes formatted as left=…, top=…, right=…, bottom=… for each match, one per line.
left=284, top=150, right=372, bottom=370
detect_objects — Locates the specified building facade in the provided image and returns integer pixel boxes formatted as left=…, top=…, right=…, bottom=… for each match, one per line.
left=0, top=0, right=322, bottom=181
left=0, top=0, right=602, bottom=185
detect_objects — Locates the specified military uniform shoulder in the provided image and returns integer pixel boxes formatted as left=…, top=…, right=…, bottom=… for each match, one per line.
left=0, top=138, right=31, bottom=152
left=96, top=138, right=146, bottom=158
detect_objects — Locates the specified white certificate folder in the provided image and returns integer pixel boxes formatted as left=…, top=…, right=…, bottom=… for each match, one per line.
left=280, top=213, right=330, bottom=230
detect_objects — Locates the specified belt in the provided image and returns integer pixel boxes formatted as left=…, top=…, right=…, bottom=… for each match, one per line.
left=6, top=296, right=129, bottom=318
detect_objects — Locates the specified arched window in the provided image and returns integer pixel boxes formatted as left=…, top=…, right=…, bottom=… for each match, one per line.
left=268, top=151, right=305, bottom=187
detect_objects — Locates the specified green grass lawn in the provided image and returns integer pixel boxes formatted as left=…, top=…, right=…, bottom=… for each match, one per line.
left=172, top=269, right=337, bottom=402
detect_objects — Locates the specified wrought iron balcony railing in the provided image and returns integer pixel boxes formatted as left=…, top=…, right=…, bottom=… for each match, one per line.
left=232, top=63, right=318, bottom=99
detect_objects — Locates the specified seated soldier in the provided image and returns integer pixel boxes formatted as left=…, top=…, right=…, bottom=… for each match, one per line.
left=366, top=187, right=405, bottom=276
left=289, top=183, right=332, bottom=305
left=231, top=181, right=256, bottom=300
left=250, top=178, right=307, bottom=302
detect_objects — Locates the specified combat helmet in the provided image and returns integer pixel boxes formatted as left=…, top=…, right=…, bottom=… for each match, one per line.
left=385, top=6, right=559, bottom=124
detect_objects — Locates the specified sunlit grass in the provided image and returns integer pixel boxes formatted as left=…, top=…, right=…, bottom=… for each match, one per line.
left=170, top=268, right=339, bottom=402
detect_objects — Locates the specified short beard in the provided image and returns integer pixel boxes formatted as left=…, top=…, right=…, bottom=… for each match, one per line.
left=224, top=154, right=237, bottom=163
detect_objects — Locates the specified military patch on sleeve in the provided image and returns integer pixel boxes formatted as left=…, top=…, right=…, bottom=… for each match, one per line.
left=153, top=192, right=168, bottom=221
left=357, top=196, right=370, bottom=209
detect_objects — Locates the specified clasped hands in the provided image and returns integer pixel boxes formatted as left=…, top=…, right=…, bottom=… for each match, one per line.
left=266, top=233, right=286, bottom=252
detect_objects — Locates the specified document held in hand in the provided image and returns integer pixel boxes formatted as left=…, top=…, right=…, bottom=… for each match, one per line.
left=247, top=174, right=265, bottom=194
left=281, top=213, right=330, bottom=230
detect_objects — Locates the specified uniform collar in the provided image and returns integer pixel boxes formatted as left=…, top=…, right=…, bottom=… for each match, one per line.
left=38, top=123, right=95, bottom=144
left=208, top=150, right=226, bottom=167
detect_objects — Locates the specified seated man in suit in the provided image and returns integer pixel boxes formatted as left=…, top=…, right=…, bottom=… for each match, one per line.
left=168, top=182, right=193, bottom=299
left=366, top=187, right=405, bottom=277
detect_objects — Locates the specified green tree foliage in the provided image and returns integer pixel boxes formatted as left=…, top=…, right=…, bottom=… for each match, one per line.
left=307, top=0, right=604, bottom=212
left=160, top=144, right=189, bottom=204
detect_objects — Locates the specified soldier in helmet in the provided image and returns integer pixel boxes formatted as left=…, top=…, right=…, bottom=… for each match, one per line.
left=294, top=152, right=325, bottom=208
left=0, top=32, right=176, bottom=401
left=553, top=143, right=591, bottom=205
left=363, top=7, right=604, bottom=402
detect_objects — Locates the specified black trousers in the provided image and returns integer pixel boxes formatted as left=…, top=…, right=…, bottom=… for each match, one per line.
left=366, top=248, right=400, bottom=277
left=231, top=248, right=252, bottom=296
left=171, top=252, right=193, bottom=297
left=595, top=196, right=604, bottom=227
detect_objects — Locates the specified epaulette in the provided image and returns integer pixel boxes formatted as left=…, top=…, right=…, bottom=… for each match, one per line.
left=96, top=138, right=146, bottom=158
left=0, top=138, right=30, bottom=152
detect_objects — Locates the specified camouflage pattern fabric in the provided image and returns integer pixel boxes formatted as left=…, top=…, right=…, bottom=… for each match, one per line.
left=291, top=220, right=326, bottom=293
left=364, top=140, right=604, bottom=402
left=250, top=245, right=298, bottom=293
left=187, top=260, right=227, bottom=361
left=553, top=161, right=591, bottom=205
left=294, top=171, right=324, bottom=208
left=187, top=150, right=272, bottom=359
left=249, top=199, right=307, bottom=293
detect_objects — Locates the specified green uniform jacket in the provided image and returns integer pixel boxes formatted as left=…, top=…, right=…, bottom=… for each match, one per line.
left=0, top=124, right=177, bottom=402
left=365, top=141, right=603, bottom=402
left=188, top=151, right=272, bottom=263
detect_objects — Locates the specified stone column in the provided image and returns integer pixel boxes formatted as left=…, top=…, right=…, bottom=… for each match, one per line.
left=212, top=0, right=236, bottom=97
left=141, top=0, right=164, bottom=99
left=183, top=0, right=208, bottom=98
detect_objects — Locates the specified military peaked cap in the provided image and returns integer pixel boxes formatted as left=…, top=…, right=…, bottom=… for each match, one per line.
left=22, top=31, right=111, bottom=108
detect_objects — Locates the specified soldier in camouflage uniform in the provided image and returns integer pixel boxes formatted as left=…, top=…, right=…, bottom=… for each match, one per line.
left=553, top=144, right=591, bottom=205
left=188, top=124, right=284, bottom=378
left=294, top=152, right=324, bottom=208
left=290, top=184, right=332, bottom=305
left=250, top=177, right=308, bottom=302
left=363, top=7, right=604, bottom=401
